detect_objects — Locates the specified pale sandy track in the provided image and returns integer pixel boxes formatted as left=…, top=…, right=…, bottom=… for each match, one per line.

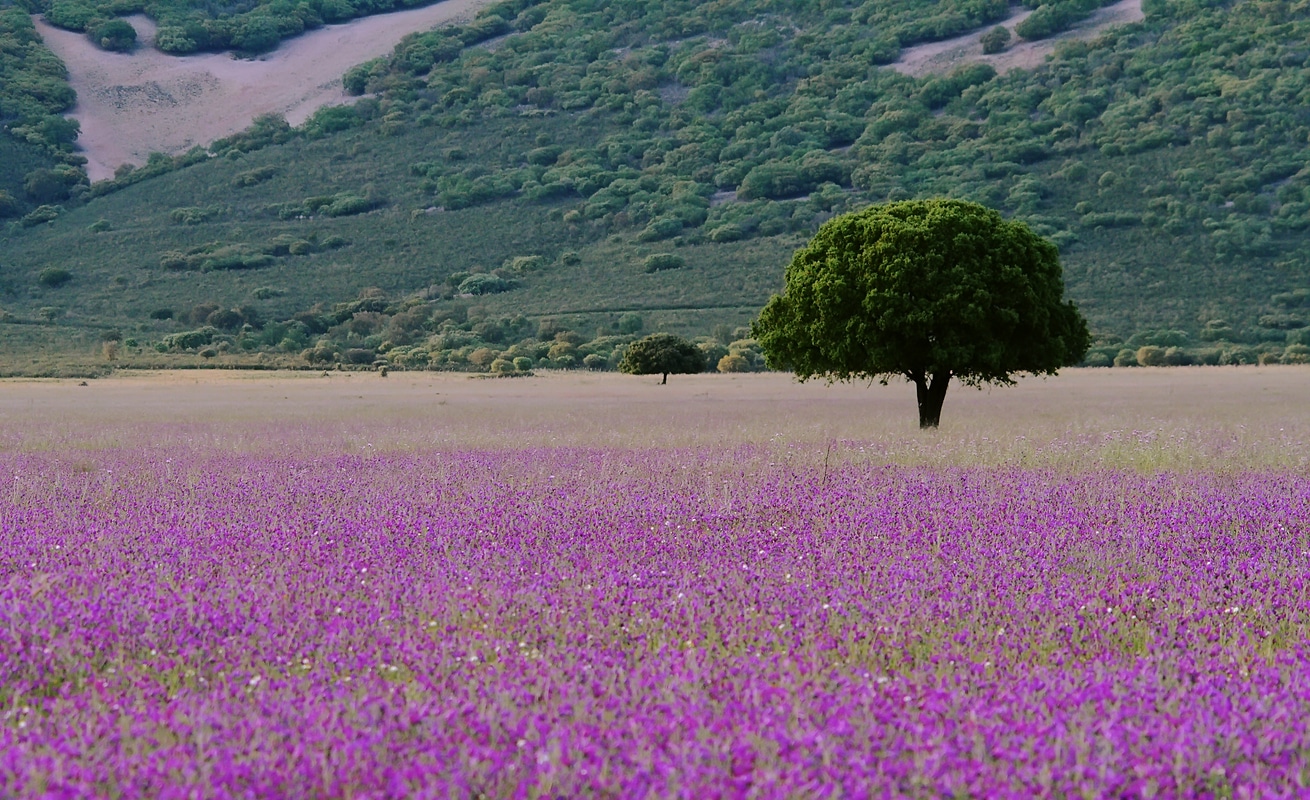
left=33, top=0, right=494, bottom=181
left=892, top=0, right=1144, bottom=77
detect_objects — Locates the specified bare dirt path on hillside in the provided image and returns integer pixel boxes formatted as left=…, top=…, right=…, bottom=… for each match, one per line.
left=892, top=0, right=1144, bottom=77
left=33, top=0, right=494, bottom=182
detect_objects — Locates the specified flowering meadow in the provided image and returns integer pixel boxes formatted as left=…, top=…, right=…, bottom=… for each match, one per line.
left=3, top=371, right=1310, bottom=797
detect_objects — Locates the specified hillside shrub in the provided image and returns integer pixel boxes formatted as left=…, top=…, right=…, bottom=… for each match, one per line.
left=1015, top=0, right=1094, bottom=40
left=46, top=0, right=96, bottom=31
left=708, top=223, right=744, bottom=242
left=344, top=348, right=376, bottom=365
left=457, top=273, right=512, bottom=295
left=1081, top=212, right=1140, bottom=228
left=21, top=205, right=60, bottom=226
left=233, top=166, right=277, bottom=187
left=638, top=216, right=684, bottom=241
left=160, top=244, right=274, bottom=271
left=24, top=169, right=78, bottom=204
left=170, top=206, right=214, bottom=225
left=1163, top=347, right=1190, bottom=366
left=37, top=267, right=71, bottom=287
left=717, top=353, right=749, bottom=372
left=1283, top=344, right=1310, bottom=364
left=162, top=327, right=217, bottom=351
left=204, top=248, right=272, bottom=271
left=738, top=155, right=847, bottom=201
left=642, top=253, right=685, bottom=273
left=506, top=255, right=547, bottom=273
left=1220, top=346, right=1258, bottom=365
left=1135, top=346, right=1166, bottom=366
left=90, top=18, right=136, bottom=51
left=980, top=25, right=1010, bottom=54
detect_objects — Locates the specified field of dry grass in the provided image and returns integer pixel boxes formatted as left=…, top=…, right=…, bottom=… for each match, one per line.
left=3, top=366, right=1307, bottom=469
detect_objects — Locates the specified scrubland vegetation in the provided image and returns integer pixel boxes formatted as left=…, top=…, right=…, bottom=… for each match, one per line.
left=0, top=7, right=84, bottom=205
left=3, top=0, right=1310, bottom=373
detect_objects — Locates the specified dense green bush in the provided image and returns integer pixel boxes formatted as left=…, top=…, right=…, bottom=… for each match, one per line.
left=159, top=243, right=275, bottom=271
left=980, top=25, right=1010, bottom=54
left=0, top=190, right=21, bottom=218
left=457, top=273, right=512, bottom=295
left=642, top=253, right=684, bottom=273
left=1015, top=0, right=1098, bottom=40
left=161, top=326, right=217, bottom=351
left=169, top=206, right=216, bottom=225
left=37, top=266, right=71, bottom=287
left=20, top=204, right=60, bottom=226
left=232, top=166, right=278, bottom=187
left=89, top=17, right=136, bottom=50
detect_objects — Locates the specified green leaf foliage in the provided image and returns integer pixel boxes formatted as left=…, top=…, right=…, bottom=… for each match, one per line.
left=753, top=199, right=1091, bottom=387
left=618, top=332, right=704, bottom=383
left=0, top=7, right=84, bottom=199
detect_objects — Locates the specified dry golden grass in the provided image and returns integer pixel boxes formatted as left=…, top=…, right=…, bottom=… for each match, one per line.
left=2, top=366, right=1308, bottom=471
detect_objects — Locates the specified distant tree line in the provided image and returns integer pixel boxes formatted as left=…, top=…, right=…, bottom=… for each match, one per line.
left=134, top=284, right=770, bottom=375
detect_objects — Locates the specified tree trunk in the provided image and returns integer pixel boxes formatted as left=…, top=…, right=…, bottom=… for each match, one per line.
left=661, top=372, right=668, bottom=385
left=912, top=370, right=951, bottom=428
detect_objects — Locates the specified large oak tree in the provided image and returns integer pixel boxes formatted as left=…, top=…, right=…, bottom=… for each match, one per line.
left=753, top=199, right=1090, bottom=428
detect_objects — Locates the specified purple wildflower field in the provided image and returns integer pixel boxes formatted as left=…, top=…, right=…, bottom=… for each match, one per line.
left=3, top=372, right=1310, bottom=797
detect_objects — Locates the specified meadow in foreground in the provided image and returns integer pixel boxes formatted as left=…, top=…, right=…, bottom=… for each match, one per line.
left=2, top=369, right=1309, bottom=797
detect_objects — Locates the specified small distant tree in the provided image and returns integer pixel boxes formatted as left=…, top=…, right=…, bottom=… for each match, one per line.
left=91, top=18, right=137, bottom=51
left=980, top=25, right=1011, bottom=54
left=619, top=333, right=704, bottom=384
left=717, top=353, right=750, bottom=373
left=1135, top=345, right=1167, bottom=366
left=38, top=267, right=72, bottom=288
left=753, top=199, right=1089, bottom=428
left=642, top=253, right=685, bottom=273
left=618, top=312, right=644, bottom=334
left=24, top=170, right=70, bottom=204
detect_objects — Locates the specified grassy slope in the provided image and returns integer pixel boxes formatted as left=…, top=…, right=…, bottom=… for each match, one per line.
left=2, top=0, right=1309, bottom=371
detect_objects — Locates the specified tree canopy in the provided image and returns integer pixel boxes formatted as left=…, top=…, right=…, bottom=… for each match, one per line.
left=618, top=333, right=704, bottom=384
left=753, top=199, right=1090, bottom=427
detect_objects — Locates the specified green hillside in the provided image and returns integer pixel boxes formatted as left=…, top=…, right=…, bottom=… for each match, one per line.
left=0, top=5, right=84, bottom=213
left=3, top=0, right=1310, bottom=374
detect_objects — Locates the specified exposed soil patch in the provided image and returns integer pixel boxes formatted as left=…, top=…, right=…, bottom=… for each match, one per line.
left=891, top=0, right=1144, bottom=78
left=33, top=0, right=495, bottom=182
